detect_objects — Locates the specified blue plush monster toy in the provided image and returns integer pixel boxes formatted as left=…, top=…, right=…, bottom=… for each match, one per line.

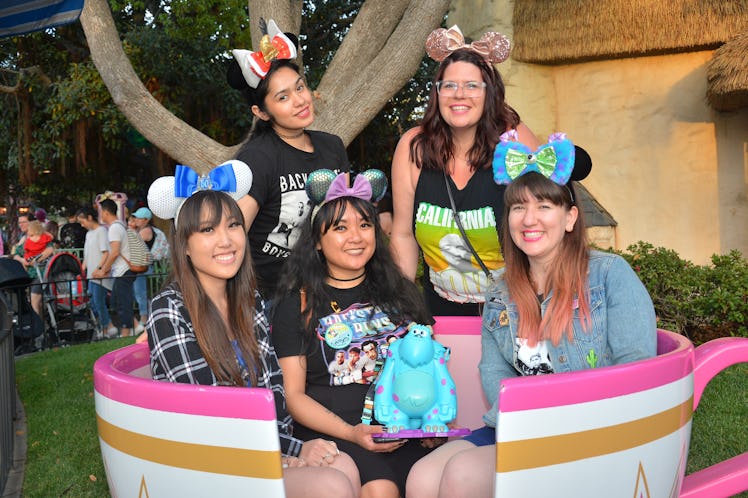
left=373, top=323, right=458, bottom=434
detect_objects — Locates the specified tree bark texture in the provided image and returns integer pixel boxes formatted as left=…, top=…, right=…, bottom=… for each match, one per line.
left=80, top=0, right=449, bottom=174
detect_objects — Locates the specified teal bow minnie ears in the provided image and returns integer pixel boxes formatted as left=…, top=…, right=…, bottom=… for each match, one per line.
left=493, top=131, right=576, bottom=185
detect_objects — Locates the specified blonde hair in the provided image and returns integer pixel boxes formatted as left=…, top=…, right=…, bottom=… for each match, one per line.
left=27, top=220, right=44, bottom=237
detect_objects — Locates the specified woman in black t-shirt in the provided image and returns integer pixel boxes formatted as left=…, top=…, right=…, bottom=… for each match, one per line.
left=228, top=20, right=350, bottom=298
left=273, top=170, right=433, bottom=498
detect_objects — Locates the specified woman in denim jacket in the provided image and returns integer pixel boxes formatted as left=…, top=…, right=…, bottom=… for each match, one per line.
left=407, top=135, right=657, bottom=498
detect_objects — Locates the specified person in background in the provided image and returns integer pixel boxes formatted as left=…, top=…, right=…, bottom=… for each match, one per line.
left=59, top=207, right=87, bottom=249
left=16, top=220, right=54, bottom=318
left=129, top=207, right=169, bottom=333
left=10, top=213, right=31, bottom=258
left=390, top=25, right=540, bottom=317
left=93, top=199, right=136, bottom=338
left=376, top=192, right=393, bottom=239
left=273, top=170, right=434, bottom=498
left=406, top=134, right=657, bottom=498
left=145, top=162, right=360, bottom=498
left=228, top=18, right=350, bottom=301
left=34, top=208, right=47, bottom=226
left=77, top=206, right=117, bottom=338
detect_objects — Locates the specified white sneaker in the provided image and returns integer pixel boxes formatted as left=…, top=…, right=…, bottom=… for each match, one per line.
left=106, top=326, right=119, bottom=338
left=134, top=323, right=145, bottom=334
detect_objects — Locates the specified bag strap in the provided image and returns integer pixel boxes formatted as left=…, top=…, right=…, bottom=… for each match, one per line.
left=443, top=172, right=494, bottom=282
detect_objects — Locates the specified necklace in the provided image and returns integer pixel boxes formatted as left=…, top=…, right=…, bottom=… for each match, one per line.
left=327, top=271, right=366, bottom=282
left=275, top=129, right=305, bottom=139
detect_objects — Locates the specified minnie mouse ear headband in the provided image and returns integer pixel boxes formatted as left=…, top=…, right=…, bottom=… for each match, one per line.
left=306, top=169, right=388, bottom=224
left=231, top=18, right=298, bottom=89
left=492, top=131, right=592, bottom=202
left=425, top=25, right=510, bottom=64
left=147, top=160, right=253, bottom=226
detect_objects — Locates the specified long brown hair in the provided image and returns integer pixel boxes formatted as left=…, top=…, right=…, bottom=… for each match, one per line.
left=410, top=48, right=521, bottom=172
left=169, top=190, right=260, bottom=386
left=501, top=173, right=590, bottom=346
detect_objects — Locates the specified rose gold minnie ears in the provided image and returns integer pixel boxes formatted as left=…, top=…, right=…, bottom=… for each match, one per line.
left=425, top=25, right=510, bottom=64
left=231, top=18, right=298, bottom=89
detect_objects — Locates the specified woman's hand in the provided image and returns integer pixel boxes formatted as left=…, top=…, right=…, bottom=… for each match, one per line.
left=281, top=456, right=307, bottom=468
left=351, top=423, right=406, bottom=453
left=299, top=438, right=341, bottom=467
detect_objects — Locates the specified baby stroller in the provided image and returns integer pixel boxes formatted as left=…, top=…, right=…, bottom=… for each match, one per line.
left=37, top=252, right=99, bottom=345
left=0, top=258, right=44, bottom=355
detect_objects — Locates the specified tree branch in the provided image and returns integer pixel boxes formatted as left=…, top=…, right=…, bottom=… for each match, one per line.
left=79, top=0, right=234, bottom=172
left=313, top=0, right=449, bottom=144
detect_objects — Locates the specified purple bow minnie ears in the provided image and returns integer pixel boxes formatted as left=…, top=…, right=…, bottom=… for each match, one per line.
left=306, top=169, right=388, bottom=223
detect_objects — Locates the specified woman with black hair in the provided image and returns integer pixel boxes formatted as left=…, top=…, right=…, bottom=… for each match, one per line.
left=227, top=19, right=350, bottom=299
left=272, top=170, right=434, bottom=498
left=145, top=162, right=360, bottom=498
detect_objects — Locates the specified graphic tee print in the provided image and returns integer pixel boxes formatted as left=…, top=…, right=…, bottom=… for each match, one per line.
left=266, top=187, right=313, bottom=254
left=316, top=303, right=408, bottom=386
left=415, top=202, right=502, bottom=303
left=512, top=337, right=554, bottom=376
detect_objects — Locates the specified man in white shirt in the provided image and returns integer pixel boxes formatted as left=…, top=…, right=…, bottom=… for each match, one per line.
left=92, top=199, right=135, bottom=337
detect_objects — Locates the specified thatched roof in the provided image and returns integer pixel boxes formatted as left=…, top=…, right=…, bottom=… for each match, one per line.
left=512, top=0, right=748, bottom=64
left=707, top=30, right=748, bottom=111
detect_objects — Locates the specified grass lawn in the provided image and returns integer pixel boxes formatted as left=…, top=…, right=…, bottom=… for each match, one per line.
left=13, top=338, right=748, bottom=497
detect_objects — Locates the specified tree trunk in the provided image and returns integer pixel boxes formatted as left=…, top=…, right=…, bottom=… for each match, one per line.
left=80, top=0, right=449, bottom=174
left=79, top=0, right=234, bottom=173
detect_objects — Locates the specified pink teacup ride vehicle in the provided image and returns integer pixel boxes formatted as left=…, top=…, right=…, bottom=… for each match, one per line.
left=94, top=316, right=748, bottom=497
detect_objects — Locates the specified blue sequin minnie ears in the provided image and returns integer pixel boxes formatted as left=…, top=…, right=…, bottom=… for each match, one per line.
left=147, top=160, right=253, bottom=225
left=492, top=131, right=577, bottom=185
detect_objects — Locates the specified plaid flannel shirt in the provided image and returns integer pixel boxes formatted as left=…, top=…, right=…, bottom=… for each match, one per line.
left=147, top=284, right=303, bottom=457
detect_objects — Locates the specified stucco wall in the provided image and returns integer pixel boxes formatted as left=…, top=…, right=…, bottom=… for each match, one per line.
left=450, top=1, right=748, bottom=264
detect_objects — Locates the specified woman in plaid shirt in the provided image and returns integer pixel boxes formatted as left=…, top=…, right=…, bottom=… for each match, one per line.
left=146, top=189, right=359, bottom=498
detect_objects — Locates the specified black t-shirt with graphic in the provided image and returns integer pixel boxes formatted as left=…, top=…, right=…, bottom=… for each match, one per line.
left=272, top=283, right=410, bottom=426
left=236, top=131, right=350, bottom=297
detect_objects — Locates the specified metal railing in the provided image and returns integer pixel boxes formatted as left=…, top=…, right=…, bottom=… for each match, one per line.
left=0, top=293, right=15, bottom=495
left=5, top=258, right=171, bottom=354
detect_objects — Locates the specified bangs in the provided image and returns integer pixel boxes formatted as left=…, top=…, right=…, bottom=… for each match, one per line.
left=318, top=197, right=375, bottom=234
left=504, top=172, right=570, bottom=207
left=178, top=191, right=244, bottom=236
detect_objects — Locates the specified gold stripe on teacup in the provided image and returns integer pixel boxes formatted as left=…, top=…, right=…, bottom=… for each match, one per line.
left=97, top=415, right=282, bottom=479
left=496, top=397, right=693, bottom=473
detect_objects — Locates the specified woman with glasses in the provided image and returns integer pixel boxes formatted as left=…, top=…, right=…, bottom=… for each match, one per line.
left=390, top=25, right=540, bottom=316
left=227, top=19, right=350, bottom=302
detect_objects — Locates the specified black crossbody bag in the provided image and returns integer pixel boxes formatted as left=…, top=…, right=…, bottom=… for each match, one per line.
left=443, top=172, right=495, bottom=283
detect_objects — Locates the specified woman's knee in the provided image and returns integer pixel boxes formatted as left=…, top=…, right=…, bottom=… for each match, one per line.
left=284, top=466, right=356, bottom=498
left=361, top=479, right=399, bottom=498
left=406, top=440, right=475, bottom=498
left=437, top=445, right=495, bottom=498
left=330, top=451, right=361, bottom=496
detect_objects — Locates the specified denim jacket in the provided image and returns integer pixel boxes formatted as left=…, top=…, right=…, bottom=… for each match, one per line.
left=479, top=250, right=657, bottom=427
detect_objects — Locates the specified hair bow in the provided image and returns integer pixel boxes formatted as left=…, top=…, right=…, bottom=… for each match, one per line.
left=492, top=131, right=575, bottom=185
left=147, top=160, right=253, bottom=224
left=306, top=169, right=388, bottom=223
left=231, top=18, right=297, bottom=89
left=425, top=25, right=510, bottom=64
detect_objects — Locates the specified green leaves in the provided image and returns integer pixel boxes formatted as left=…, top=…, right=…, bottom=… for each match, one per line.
left=619, top=242, right=748, bottom=343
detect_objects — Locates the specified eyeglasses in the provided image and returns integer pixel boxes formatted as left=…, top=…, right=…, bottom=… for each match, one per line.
left=435, top=80, right=487, bottom=98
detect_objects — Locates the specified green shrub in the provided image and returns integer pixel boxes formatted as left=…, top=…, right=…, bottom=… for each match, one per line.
left=617, top=242, right=748, bottom=343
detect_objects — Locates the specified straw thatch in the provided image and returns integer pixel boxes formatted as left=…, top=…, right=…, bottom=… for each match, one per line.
left=707, top=30, right=748, bottom=111
left=512, top=0, right=748, bottom=64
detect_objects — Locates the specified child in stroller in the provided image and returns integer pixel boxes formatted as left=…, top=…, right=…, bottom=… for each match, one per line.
left=35, top=251, right=100, bottom=345
left=13, top=220, right=55, bottom=320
